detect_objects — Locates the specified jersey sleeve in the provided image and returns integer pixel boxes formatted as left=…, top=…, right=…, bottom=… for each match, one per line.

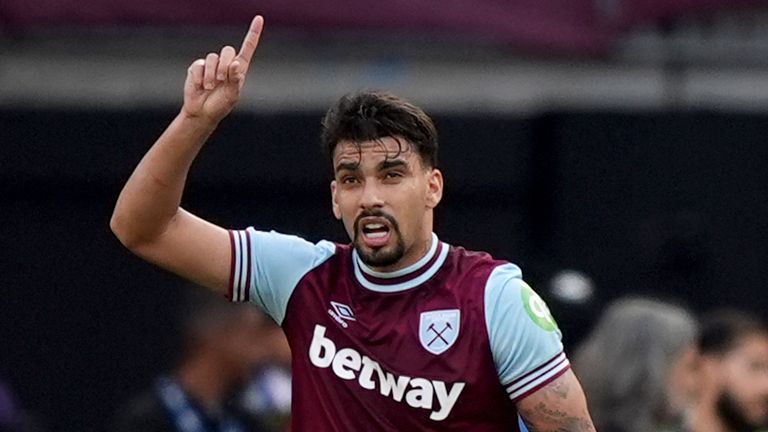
left=484, top=264, right=570, bottom=403
left=228, top=227, right=336, bottom=325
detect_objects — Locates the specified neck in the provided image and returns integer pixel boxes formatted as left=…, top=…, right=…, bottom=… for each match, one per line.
left=176, top=353, right=232, bottom=410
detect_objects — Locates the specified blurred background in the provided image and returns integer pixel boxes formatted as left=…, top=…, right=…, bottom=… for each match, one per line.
left=2, top=0, right=768, bottom=430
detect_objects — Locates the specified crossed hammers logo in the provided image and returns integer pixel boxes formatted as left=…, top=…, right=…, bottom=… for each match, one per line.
left=427, top=321, right=453, bottom=346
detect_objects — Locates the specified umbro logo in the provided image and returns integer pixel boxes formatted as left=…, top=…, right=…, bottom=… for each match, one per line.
left=328, top=301, right=355, bottom=328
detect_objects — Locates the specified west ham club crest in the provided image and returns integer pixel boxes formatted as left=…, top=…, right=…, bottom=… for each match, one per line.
left=419, top=309, right=461, bottom=355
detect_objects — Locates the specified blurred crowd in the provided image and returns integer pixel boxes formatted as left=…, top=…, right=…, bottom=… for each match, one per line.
left=573, top=298, right=768, bottom=432
left=110, top=288, right=292, bottom=432
left=2, top=289, right=766, bottom=431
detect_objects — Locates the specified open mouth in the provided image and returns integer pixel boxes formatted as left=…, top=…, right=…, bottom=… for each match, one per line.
left=358, top=217, right=393, bottom=247
left=362, top=222, right=390, bottom=239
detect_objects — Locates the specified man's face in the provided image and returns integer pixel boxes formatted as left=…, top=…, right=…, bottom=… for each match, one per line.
left=713, top=334, right=768, bottom=430
left=331, top=137, right=442, bottom=271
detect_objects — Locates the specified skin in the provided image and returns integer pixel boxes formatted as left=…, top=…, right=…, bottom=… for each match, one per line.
left=690, top=333, right=768, bottom=432
left=110, top=17, right=264, bottom=292
left=110, top=15, right=595, bottom=430
left=331, top=138, right=442, bottom=271
left=518, top=370, right=596, bottom=432
left=666, top=346, right=700, bottom=424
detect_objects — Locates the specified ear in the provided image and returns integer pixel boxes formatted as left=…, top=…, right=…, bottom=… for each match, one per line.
left=425, top=168, right=443, bottom=209
left=331, top=180, right=342, bottom=220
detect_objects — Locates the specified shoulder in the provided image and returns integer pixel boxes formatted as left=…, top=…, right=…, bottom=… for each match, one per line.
left=483, top=263, right=560, bottom=336
left=239, top=228, right=338, bottom=259
left=444, top=246, right=526, bottom=297
left=444, top=245, right=513, bottom=277
left=484, top=264, right=548, bottom=320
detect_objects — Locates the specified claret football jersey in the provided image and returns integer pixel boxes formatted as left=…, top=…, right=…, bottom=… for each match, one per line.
left=228, top=229, right=569, bottom=431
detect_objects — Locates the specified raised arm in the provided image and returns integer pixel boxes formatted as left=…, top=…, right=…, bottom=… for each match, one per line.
left=110, top=16, right=264, bottom=294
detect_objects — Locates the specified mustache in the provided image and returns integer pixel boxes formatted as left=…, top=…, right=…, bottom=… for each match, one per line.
left=353, top=209, right=399, bottom=234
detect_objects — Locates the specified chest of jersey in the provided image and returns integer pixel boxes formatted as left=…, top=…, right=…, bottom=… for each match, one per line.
left=281, top=246, right=518, bottom=431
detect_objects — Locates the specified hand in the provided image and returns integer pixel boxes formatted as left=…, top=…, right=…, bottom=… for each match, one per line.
left=181, top=16, right=264, bottom=123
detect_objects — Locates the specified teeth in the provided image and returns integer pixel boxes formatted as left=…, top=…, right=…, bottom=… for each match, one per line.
left=364, top=231, right=387, bottom=239
left=365, top=223, right=384, bottom=230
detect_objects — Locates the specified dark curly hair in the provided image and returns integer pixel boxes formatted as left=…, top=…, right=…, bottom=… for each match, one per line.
left=697, top=310, right=767, bottom=356
left=321, top=91, right=438, bottom=169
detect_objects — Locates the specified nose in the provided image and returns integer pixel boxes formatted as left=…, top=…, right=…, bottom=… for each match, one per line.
left=360, top=179, right=385, bottom=210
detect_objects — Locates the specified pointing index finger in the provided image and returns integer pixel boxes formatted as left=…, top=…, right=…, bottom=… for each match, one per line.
left=236, top=15, right=264, bottom=67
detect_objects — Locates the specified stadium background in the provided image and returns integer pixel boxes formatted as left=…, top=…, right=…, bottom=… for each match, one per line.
left=2, top=1, right=768, bottom=429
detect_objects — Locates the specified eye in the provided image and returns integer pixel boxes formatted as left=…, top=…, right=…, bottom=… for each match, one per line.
left=385, top=171, right=403, bottom=179
left=341, top=176, right=359, bottom=184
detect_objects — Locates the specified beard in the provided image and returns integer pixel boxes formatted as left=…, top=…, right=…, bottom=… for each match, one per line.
left=353, top=210, right=406, bottom=268
left=717, top=390, right=768, bottom=432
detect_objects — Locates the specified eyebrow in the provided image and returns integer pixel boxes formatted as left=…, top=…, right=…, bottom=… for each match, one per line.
left=379, top=159, right=408, bottom=170
left=335, top=158, right=409, bottom=174
left=335, top=161, right=360, bottom=173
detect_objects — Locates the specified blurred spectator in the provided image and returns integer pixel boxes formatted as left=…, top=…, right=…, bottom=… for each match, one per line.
left=573, top=297, right=698, bottom=432
left=112, top=288, right=289, bottom=432
left=239, top=365, right=292, bottom=431
left=687, top=311, right=768, bottom=432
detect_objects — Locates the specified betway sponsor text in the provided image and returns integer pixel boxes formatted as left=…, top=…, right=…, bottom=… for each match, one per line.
left=308, top=324, right=465, bottom=421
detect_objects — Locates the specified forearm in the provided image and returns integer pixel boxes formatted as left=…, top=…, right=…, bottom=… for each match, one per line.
left=111, top=112, right=218, bottom=247
left=517, top=370, right=596, bottom=432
